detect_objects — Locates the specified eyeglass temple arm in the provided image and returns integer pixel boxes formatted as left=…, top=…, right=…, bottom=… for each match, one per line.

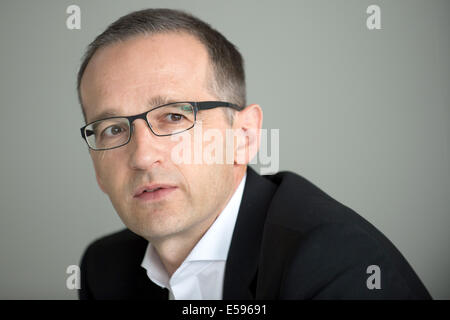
left=195, top=101, right=244, bottom=111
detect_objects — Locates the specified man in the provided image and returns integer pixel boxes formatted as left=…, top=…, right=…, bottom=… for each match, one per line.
left=77, top=8, right=431, bottom=300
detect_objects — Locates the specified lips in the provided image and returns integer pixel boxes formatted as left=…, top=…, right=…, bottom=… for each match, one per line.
left=133, top=184, right=177, bottom=198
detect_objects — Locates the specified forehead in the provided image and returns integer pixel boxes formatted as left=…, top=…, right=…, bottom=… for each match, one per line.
left=80, top=32, right=212, bottom=122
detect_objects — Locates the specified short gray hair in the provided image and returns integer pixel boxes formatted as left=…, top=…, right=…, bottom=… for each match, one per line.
left=77, top=8, right=246, bottom=124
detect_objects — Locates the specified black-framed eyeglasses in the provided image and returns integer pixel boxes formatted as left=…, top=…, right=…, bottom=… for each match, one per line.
left=80, top=101, right=243, bottom=151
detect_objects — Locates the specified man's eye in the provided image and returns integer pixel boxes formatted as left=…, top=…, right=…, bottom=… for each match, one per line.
left=165, top=113, right=184, bottom=122
left=102, top=125, right=125, bottom=137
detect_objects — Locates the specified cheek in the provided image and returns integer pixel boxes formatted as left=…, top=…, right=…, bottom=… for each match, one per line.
left=93, top=153, right=128, bottom=195
left=178, top=124, right=234, bottom=195
left=180, top=164, right=231, bottom=204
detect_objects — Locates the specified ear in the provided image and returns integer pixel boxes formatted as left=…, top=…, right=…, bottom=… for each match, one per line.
left=233, top=104, right=263, bottom=165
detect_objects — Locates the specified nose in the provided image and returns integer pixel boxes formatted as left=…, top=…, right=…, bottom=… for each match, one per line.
left=127, top=119, right=165, bottom=171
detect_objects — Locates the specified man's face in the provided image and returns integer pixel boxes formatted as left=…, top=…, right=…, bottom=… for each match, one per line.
left=80, top=32, right=236, bottom=241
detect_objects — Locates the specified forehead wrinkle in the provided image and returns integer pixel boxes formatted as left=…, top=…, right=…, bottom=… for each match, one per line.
left=147, top=95, right=178, bottom=108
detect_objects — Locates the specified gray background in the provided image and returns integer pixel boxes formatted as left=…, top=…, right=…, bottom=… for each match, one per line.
left=0, top=0, right=448, bottom=299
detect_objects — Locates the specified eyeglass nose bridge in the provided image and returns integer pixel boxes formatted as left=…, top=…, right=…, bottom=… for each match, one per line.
left=126, top=111, right=158, bottom=140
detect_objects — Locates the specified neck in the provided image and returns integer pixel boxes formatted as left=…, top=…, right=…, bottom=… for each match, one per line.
left=151, top=165, right=247, bottom=277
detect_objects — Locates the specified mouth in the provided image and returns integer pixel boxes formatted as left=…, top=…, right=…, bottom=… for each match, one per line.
left=133, top=184, right=178, bottom=202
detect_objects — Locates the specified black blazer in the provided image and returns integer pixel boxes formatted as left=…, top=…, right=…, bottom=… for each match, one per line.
left=79, top=166, right=432, bottom=299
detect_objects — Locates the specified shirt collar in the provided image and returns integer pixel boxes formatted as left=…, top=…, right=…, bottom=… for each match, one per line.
left=141, top=173, right=247, bottom=284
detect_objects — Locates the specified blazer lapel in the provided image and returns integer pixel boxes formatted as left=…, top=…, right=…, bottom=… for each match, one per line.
left=222, top=166, right=277, bottom=299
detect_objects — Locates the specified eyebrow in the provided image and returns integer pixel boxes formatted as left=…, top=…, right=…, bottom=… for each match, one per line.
left=88, top=110, right=120, bottom=124
left=88, top=95, right=180, bottom=123
left=147, top=95, right=178, bottom=108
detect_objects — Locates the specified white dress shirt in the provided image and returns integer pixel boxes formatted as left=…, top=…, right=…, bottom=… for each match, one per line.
left=140, top=173, right=247, bottom=300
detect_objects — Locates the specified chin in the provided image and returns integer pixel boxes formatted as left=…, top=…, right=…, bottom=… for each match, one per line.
left=127, top=213, right=187, bottom=240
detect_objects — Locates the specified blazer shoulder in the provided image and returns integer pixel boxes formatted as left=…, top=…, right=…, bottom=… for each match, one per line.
left=278, top=223, right=431, bottom=299
left=80, top=228, right=148, bottom=268
left=79, top=228, right=154, bottom=299
left=263, top=170, right=371, bottom=232
left=261, top=171, right=418, bottom=269
left=258, top=171, right=431, bottom=299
